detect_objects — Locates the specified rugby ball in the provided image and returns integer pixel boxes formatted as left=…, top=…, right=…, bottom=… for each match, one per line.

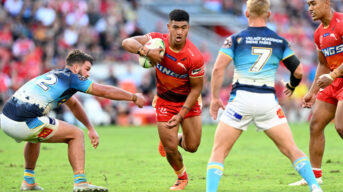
left=139, top=38, right=165, bottom=68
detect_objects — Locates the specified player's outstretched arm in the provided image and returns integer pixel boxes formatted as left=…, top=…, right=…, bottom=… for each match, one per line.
left=65, top=96, right=99, bottom=148
left=210, top=53, right=232, bottom=120
left=303, top=51, right=330, bottom=108
left=87, top=83, right=145, bottom=108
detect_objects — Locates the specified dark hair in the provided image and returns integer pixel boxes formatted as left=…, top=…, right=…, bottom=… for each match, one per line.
left=65, top=49, right=94, bottom=66
left=169, top=9, right=189, bottom=22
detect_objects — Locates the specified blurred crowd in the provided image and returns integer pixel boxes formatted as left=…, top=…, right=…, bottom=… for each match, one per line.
left=1, top=0, right=342, bottom=126
left=0, top=0, right=151, bottom=126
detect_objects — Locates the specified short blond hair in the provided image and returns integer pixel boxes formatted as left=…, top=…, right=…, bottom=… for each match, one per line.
left=247, top=0, right=270, bottom=17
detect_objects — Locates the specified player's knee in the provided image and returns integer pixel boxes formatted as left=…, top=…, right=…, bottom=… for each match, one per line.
left=72, top=127, right=84, bottom=139
left=309, top=122, right=323, bottom=135
left=184, top=143, right=199, bottom=153
left=164, top=146, right=178, bottom=154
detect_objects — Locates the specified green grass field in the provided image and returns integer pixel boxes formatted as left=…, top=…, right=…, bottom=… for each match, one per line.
left=0, top=123, right=342, bottom=192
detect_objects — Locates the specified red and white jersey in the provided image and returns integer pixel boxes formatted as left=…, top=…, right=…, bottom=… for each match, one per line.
left=314, top=12, right=343, bottom=70
left=146, top=32, right=204, bottom=102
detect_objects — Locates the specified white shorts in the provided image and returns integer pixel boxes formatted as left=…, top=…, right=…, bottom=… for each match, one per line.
left=220, top=90, right=287, bottom=131
left=0, top=114, right=59, bottom=143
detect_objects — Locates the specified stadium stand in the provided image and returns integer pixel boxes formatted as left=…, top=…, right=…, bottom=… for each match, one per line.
left=1, top=0, right=343, bottom=125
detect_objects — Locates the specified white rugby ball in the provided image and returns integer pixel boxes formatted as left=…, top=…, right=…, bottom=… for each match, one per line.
left=139, top=38, right=165, bottom=68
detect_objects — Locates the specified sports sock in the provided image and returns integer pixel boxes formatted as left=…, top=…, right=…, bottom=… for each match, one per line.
left=24, top=169, right=35, bottom=184
left=313, top=168, right=322, bottom=178
left=74, top=171, right=87, bottom=185
left=293, top=157, right=321, bottom=190
left=206, top=162, right=224, bottom=192
left=175, top=165, right=188, bottom=180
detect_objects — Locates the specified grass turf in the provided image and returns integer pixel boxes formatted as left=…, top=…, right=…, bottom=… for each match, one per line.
left=0, top=123, right=342, bottom=192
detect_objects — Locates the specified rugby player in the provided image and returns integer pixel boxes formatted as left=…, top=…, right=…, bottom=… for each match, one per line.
left=206, top=0, right=322, bottom=192
left=289, top=0, right=343, bottom=186
left=0, top=49, right=145, bottom=191
left=122, top=9, right=204, bottom=190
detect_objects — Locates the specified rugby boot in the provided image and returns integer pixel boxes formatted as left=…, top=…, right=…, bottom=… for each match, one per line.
left=73, top=182, right=108, bottom=192
left=311, top=184, right=323, bottom=192
left=288, top=177, right=323, bottom=186
left=170, top=179, right=188, bottom=190
left=20, top=180, right=44, bottom=191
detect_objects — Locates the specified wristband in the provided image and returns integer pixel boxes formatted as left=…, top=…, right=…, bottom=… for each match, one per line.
left=329, top=70, right=338, bottom=80
left=286, top=83, right=295, bottom=91
left=137, top=46, right=143, bottom=55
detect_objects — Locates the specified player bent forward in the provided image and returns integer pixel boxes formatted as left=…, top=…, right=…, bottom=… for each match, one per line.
left=0, top=49, right=145, bottom=192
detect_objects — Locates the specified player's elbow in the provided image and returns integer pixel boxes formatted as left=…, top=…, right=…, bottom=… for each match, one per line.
left=121, top=38, right=130, bottom=49
left=212, top=67, right=223, bottom=76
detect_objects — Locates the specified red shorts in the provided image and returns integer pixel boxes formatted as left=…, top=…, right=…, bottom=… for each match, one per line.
left=154, top=96, right=201, bottom=122
left=317, top=78, right=343, bottom=105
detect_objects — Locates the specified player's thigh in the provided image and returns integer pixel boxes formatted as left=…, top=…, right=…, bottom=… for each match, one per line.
left=310, top=100, right=336, bottom=131
left=264, top=123, right=297, bottom=151
left=157, top=121, right=179, bottom=149
left=45, top=120, right=84, bottom=143
left=181, top=115, right=202, bottom=145
left=211, top=121, right=242, bottom=160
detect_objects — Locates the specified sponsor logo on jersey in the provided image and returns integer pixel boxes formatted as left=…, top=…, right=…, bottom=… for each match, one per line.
left=191, top=68, right=203, bottom=76
left=165, top=53, right=177, bottom=61
left=223, top=36, right=233, bottom=48
left=277, top=108, right=285, bottom=119
left=177, top=62, right=187, bottom=71
left=157, top=64, right=188, bottom=79
left=77, top=74, right=88, bottom=81
left=330, top=33, right=338, bottom=40
left=323, top=32, right=329, bottom=37
left=38, top=127, right=53, bottom=138
left=237, top=37, right=243, bottom=44
left=321, top=44, right=343, bottom=57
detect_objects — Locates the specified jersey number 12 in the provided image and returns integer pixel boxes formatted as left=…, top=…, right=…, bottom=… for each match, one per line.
left=35, top=74, right=57, bottom=91
left=250, top=47, right=272, bottom=72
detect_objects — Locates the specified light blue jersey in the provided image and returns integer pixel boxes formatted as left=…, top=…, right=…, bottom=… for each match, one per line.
left=3, top=68, right=92, bottom=121
left=220, top=27, right=294, bottom=93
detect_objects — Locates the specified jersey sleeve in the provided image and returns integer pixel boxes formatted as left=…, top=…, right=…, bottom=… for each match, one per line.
left=70, top=74, right=93, bottom=93
left=145, top=32, right=163, bottom=40
left=282, top=40, right=295, bottom=60
left=219, top=35, right=235, bottom=59
left=189, top=53, right=205, bottom=78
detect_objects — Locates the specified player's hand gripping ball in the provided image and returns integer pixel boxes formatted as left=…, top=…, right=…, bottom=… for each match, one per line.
left=139, top=38, right=165, bottom=68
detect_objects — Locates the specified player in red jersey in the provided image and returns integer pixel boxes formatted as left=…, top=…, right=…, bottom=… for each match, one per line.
left=289, top=0, right=343, bottom=186
left=122, top=9, right=204, bottom=190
